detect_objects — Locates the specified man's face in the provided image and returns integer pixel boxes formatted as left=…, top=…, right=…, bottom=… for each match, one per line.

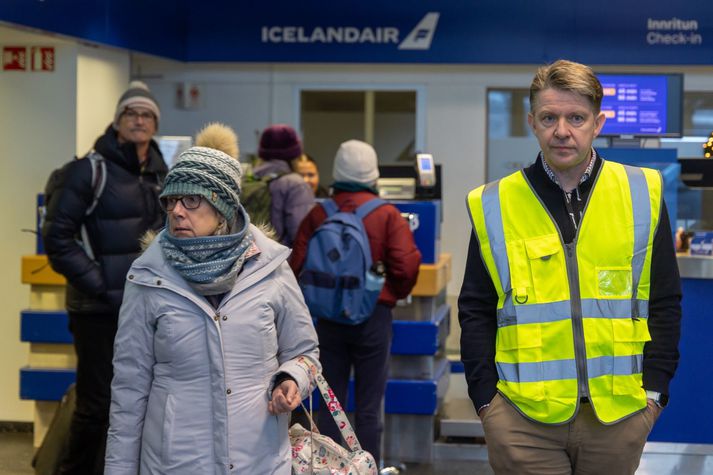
left=527, top=88, right=605, bottom=172
left=116, top=106, right=157, bottom=146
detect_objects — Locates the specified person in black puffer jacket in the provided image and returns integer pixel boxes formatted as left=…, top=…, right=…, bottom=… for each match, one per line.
left=41, top=81, right=168, bottom=475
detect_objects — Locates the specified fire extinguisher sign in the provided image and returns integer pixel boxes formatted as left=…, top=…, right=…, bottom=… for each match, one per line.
left=31, top=47, right=55, bottom=71
left=3, top=46, right=27, bottom=71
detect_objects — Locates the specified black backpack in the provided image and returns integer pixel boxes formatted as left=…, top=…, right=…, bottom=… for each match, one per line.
left=40, top=151, right=106, bottom=260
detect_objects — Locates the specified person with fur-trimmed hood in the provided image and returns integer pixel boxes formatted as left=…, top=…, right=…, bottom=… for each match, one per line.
left=105, top=123, right=319, bottom=474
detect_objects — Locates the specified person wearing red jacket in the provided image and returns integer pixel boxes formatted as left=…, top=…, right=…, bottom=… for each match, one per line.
left=290, top=140, right=421, bottom=463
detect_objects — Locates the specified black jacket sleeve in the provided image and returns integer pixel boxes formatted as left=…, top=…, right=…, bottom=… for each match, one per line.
left=643, top=202, right=682, bottom=396
left=41, top=159, right=107, bottom=297
left=457, top=231, right=499, bottom=412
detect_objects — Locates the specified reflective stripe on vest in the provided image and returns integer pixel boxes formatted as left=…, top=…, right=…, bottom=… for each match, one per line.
left=467, top=160, right=661, bottom=424
left=497, top=354, right=643, bottom=383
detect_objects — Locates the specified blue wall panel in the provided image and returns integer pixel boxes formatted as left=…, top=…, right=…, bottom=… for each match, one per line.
left=21, top=310, right=72, bottom=344
left=391, top=304, right=449, bottom=355
left=20, top=368, right=75, bottom=401
left=648, top=278, right=713, bottom=444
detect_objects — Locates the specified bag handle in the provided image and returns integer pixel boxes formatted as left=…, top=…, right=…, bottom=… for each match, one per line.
left=296, top=357, right=363, bottom=452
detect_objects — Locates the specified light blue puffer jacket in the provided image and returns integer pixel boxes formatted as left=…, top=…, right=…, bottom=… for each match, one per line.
left=105, top=225, right=319, bottom=474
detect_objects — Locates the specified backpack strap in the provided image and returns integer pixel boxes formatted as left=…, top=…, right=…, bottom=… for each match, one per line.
left=320, top=199, right=340, bottom=218
left=322, top=198, right=386, bottom=219
left=79, top=151, right=106, bottom=262
left=354, top=198, right=387, bottom=220
left=84, top=151, right=106, bottom=216
left=264, top=171, right=288, bottom=184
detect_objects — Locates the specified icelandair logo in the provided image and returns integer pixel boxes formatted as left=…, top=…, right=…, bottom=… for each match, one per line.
left=260, top=12, right=440, bottom=51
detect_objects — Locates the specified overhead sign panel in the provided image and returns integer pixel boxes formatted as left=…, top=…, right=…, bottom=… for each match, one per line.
left=0, top=1, right=711, bottom=64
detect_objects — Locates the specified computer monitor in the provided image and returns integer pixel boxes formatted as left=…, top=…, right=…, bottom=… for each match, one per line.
left=156, top=135, right=193, bottom=168
left=596, top=73, right=684, bottom=138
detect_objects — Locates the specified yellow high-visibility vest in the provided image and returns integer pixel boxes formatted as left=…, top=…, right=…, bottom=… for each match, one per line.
left=466, top=160, right=662, bottom=424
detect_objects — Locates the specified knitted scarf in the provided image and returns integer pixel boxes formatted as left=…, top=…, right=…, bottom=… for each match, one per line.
left=160, top=206, right=254, bottom=296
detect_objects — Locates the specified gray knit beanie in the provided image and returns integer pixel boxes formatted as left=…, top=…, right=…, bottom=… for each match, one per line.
left=333, top=140, right=380, bottom=185
left=160, top=146, right=242, bottom=222
left=113, top=80, right=160, bottom=129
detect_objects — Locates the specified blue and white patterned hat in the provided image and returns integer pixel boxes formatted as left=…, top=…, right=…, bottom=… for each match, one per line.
left=160, top=146, right=243, bottom=222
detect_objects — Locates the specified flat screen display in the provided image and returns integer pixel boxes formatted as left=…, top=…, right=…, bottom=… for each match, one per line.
left=156, top=135, right=193, bottom=168
left=419, top=156, right=433, bottom=171
left=596, top=73, right=683, bottom=138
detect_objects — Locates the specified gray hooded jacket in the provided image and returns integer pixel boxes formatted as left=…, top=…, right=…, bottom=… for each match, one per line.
left=253, top=159, right=315, bottom=247
left=105, top=225, right=319, bottom=474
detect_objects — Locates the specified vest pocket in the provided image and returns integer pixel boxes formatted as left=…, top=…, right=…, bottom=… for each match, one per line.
left=596, top=266, right=632, bottom=298
left=497, top=323, right=542, bottom=350
left=612, top=317, right=651, bottom=343
left=524, top=234, right=565, bottom=302
left=496, top=326, right=546, bottom=401
left=611, top=318, right=650, bottom=396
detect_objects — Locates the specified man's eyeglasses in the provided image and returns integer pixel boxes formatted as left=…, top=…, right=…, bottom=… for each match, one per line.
left=161, top=195, right=203, bottom=211
left=123, top=109, right=155, bottom=122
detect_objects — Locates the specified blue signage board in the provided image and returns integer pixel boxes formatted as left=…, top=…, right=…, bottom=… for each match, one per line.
left=1, top=1, right=712, bottom=65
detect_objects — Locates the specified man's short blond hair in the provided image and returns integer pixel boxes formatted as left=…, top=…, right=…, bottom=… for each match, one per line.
left=529, top=60, right=603, bottom=113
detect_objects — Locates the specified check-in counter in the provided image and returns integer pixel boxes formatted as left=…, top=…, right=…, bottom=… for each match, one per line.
left=647, top=254, right=713, bottom=447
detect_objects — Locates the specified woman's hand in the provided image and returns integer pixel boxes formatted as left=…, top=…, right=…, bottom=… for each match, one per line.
left=268, top=379, right=300, bottom=415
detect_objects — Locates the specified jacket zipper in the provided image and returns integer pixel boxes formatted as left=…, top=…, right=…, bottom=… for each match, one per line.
left=564, top=243, right=589, bottom=399
left=521, top=166, right=604, bottom=403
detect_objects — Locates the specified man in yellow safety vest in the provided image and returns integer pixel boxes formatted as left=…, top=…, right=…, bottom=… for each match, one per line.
left=458, top=59, right=682, bottom=475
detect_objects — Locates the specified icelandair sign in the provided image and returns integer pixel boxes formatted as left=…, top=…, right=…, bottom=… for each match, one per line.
left=260, top=12, right=440, bottom=50
left=3, top=2, right=712, bottom=64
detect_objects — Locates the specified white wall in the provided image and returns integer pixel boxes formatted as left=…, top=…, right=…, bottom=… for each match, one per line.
left=76, top=45, right=129, bottom=154
left=0, top=26, right=129, bottom=422
left=0, top=26, right=77, bottom=421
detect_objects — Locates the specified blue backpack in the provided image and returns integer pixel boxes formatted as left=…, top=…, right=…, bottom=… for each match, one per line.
left=299, top=198, right=387, bottom=325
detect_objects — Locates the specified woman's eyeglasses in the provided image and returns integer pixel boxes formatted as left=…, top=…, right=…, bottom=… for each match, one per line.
left=161, top=195, right=203, bottom=211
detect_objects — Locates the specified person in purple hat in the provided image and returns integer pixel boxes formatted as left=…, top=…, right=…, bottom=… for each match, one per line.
left=254, top=124, right=315, bottom=247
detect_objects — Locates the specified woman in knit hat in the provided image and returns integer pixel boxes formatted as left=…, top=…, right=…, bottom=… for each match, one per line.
left=252, top=124, right=315, bottom=246
left=105, top=123, right=320, bottom=474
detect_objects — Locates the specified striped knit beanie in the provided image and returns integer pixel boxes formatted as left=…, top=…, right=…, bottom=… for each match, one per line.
left=113, top=80, right=160, bottom=129
left=160, top=146, right=242, bottom=222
